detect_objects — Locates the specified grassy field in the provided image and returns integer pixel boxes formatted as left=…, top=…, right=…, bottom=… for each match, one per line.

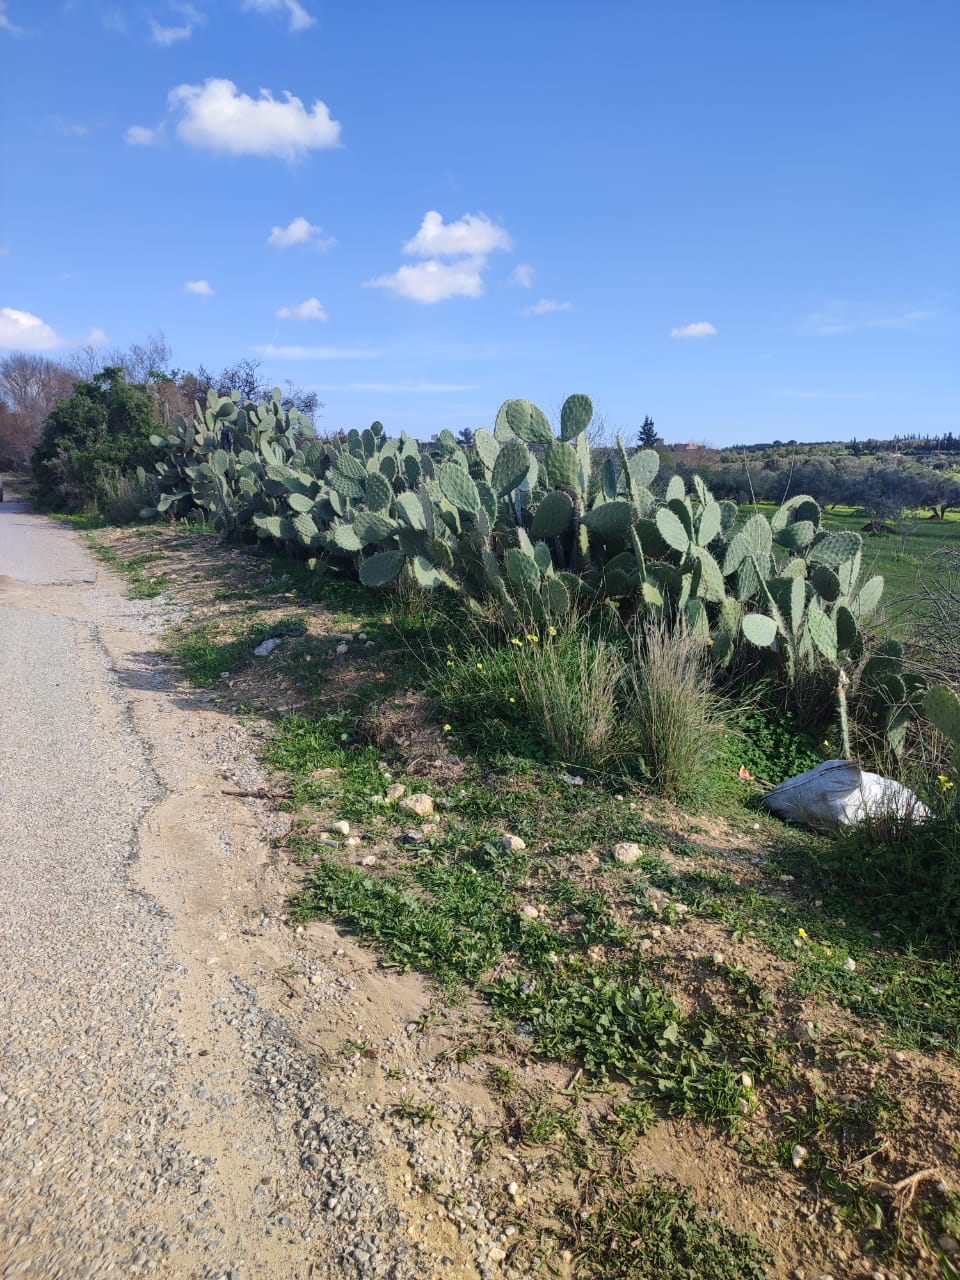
left=752, top=503, right=960, bottom=637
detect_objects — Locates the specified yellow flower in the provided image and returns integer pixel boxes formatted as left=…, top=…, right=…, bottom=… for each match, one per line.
left=446, top=660, right=454, bottom=667
left=511, top=637, right=522, bottom=646
left=509, top=696, right=516, bottom=703
left=822, top=740, right=830, bottom=748
left=798, top=928, right=808, bottom=939
left=476, top=662, right=483, bottom=670
left=443, top=724, right=451, bottom=732
left=548, top=625, right=557, bottom=636
left=526, top=634, right=539, bottom=643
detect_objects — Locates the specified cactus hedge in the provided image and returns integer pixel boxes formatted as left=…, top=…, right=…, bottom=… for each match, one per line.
left=142, top=389, right=890, bottom=681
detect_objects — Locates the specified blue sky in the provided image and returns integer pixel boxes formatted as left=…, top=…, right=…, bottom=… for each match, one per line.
left=1, top=1, right=956, bottom=445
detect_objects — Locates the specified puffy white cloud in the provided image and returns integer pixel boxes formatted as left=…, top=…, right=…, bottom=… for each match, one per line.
left=367, top=257, right=488, bottom=305
left=243, top=0, right=315, bottom=31
left=403, top=211, right=512, bottom=258
left=521, top=298, right=572, bottom=317
left=185, top=279, right=213, bottom=295
left=670, top=321, right=717, bottom=339
left=267, top=216, right=335, bottom=250
left=125, top=124, right=164, bottom=146
left=276, top=297, right=328, bottom=321
left=167, top=78, right=341, bottom=160
left=0, top=308, right=61, bottom=350
left=509, top=263, right=535, bottom=288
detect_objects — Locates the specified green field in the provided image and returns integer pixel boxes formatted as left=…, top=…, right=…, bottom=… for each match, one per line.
left=755, top=503, right=960, bottom=638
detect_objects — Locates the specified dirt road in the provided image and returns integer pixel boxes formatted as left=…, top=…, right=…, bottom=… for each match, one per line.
left=0, top=502, right=495, bottom=1280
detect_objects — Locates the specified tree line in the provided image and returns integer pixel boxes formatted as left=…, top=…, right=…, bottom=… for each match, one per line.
left=0, top=333, right=319, bottom=472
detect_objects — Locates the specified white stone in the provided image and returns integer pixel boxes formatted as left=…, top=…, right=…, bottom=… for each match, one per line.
left=612, top=841, right=642, bottom=865
left=253, top=638, right=280, bottom=657
left=502, top=834, right=526, bottom=852
left=843, top=956, right=857, bottom=971
left=520, top=905, right=539, bottom=920
left=385, top=783, right=406, bottom=802
left=360, top=855, right=377, bottom=867
left=399, top=793, right=434, bottom=819
left=330, top=820, right=350, bottom=836
left=791, top=1144, right=808, bottom=1168
left=336, top=643, right=349, bottom=655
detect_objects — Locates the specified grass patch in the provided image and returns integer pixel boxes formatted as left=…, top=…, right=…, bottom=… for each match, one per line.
left=167, top=614, right=307, bottom=685
left=572, top=1182, right=772, bottom=1280
left=85, top=537, right=170, bottom=597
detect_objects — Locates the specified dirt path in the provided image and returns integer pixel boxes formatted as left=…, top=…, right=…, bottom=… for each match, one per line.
left=0, top=501, right=506, bottom=1280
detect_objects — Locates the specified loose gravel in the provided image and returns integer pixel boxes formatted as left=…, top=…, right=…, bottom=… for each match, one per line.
left=0, top=503, right=522, bottom=1280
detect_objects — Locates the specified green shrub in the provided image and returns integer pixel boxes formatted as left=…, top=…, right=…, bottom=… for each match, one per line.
left=32, top=367, right=161, bottom=512
left=719, top=707, right=824, bottom=785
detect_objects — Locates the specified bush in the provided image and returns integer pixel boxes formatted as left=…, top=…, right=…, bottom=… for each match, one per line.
left=431, top=617, right=642, bottom=776
left=628, top=616, right=724, bottom=803
left=95, top=468, right=144, bottom=524
left=31, top=367, right=161, bottom=512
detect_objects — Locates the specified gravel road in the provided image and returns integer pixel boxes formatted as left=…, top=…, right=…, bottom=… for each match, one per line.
left=0, top=502, right=499, bottom=1280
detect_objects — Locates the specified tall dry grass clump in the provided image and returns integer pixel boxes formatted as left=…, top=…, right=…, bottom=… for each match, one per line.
left=511, top=623, right=630, bottom=773
left=628, top=615, right=723, bottom=803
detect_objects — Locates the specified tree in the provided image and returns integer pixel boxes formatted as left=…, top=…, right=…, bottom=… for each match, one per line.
left=31, top=367, right=161, bottom=511
left=638, top=415, right=659, bottom=448
left=0, top=353, right=76, bottom=466
left=165, top=357, right=320, bottom=425
left=456, top=427, right=476, bottom=449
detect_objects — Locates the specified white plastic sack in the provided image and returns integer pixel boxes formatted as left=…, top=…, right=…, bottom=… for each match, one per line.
left=762, top=759, right=932, bottom=832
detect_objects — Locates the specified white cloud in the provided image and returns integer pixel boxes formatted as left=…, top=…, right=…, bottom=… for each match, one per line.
left=253, top=344, right=383, bottom=360
left=276, top=297, right=328, bottom=321
left=0, top=310, right=108, bottom=351
left=166, top=78, right=341, bottom=160
left=367, top=257, right=488, bottom=304
left=509, top=263, right=535, bottom=288
left=670, top=321, right=717, bottom=339
left=803, top=302, right=937, bottom=336
left=0, top=2, right=23, bottom=35
left=125, top=124, right=164, bottom=146
left=185, top=279, right=213, bottom=295
left=0, top=308, right=61, bottom=350
left=267, top=216, right=335, bottom=250
left=403, top=210, right=512, bottom=258
left=242, top=0, right=316, bottom=33
left=150, top=18, right=193, bottom=45
left=521, top=298, right=572, bottom=317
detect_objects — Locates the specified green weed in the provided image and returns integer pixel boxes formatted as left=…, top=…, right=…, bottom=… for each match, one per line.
left=572, top=1182, right=772, bottom=1280
left=85, top=538, right=170, bottom=598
